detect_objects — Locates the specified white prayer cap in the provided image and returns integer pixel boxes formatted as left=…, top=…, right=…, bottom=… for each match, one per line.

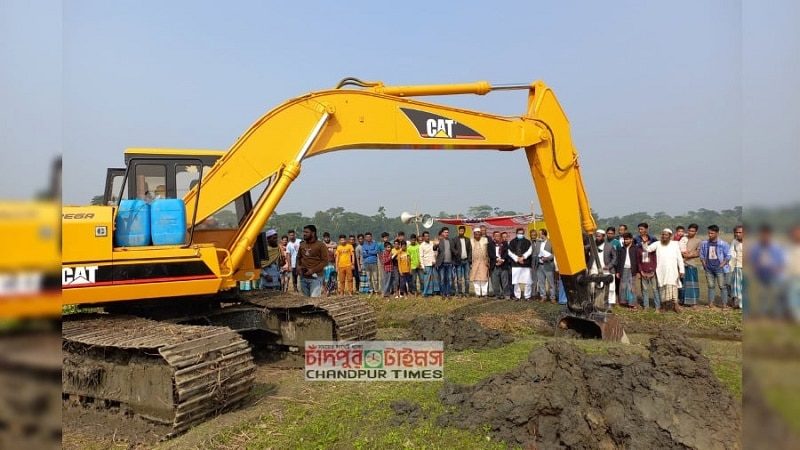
left=265, top=228, right=278, bottom=238
left=596, top=229, right=606, bottom=235
left=662, top=228, right=673, bottom=235
left=473, top=227, right=481, bottom=233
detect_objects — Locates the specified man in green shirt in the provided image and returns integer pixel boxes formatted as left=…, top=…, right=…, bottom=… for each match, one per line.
left=407, top=234, right=423, bottom=297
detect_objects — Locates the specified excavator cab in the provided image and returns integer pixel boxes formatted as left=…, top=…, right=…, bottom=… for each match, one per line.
left=103, top=148, right=269, bottom=273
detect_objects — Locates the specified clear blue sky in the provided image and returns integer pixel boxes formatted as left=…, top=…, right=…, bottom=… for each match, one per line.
left=2, top=1, right=798, bottom=217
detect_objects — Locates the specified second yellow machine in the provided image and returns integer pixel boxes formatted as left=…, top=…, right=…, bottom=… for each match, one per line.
left=62, top=78, right=619, bottom=434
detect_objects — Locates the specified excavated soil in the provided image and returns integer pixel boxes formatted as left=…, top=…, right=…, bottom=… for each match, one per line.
left=438, top=331, right=741, bottom=449
left=410, top=313, right=514, bottom=351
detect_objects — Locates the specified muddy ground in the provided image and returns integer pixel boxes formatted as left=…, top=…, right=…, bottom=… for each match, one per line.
left=438, top=331, right=741, bottom=449
left=62, top=298, right=743, bottom=449
left=410, top=312, right=514, bottom=351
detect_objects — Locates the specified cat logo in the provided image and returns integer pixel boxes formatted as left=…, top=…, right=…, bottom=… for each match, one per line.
left=400, top=107, right=484, bottom=140
left=62, top=266, right=99, bottom=286
left=426, top=118, right=455, bottom=138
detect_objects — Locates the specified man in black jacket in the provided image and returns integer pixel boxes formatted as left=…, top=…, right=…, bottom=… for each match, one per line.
left=487, top=231, right=510, bottom=299
left=434, top=227, right=461, bottom=298
left=454, top=226, right=473, bottom=297
left=614, top=232, right=639, bottom=308
left=507, top=227, right=533, bottom=301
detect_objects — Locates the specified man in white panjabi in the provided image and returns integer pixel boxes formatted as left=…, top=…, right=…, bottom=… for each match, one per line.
left=469, top=227, right=490, bottom=297
left=507, top=227, right=533, bottom=300
left=647, top=228, right=685, bottom=310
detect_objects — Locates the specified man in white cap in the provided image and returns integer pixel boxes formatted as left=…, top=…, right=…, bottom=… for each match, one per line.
left=646, top=228, right=685, bottom=311
left=469, top=227, right=490, bottom=297
left=260, top=228, right=283, bottom=291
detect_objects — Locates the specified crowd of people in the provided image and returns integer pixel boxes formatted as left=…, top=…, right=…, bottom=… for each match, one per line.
left=255, top=221, right=758, bottom=313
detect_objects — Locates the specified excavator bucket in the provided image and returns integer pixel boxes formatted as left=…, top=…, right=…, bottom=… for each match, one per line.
left=557, top=274, right=628, bottom=343
left=557, top=311, right=627, bottom=342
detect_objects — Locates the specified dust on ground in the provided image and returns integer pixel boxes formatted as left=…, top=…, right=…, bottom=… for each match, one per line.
left=438, top=331, right=741, bottom=449
left=410, top=312, right=514, bottom=351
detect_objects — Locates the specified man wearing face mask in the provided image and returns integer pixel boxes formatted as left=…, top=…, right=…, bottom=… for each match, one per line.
left=508, top=227, right=533, bottom=301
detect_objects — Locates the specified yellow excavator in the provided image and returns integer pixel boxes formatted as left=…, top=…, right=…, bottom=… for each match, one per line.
left=61, top=78, right=620, bottom=435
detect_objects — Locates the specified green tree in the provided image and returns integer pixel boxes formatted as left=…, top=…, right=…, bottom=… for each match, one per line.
left=467, top=204, right=494, bottom=218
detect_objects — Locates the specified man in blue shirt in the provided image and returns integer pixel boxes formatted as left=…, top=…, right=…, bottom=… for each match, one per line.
left=699, top=224, right=731, bottom=309
left=361, top=232, right=381, bottom=295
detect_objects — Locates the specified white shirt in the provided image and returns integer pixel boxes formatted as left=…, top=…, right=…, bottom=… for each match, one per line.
left=419, top=241, right=436, bottom=267
left=647, top=240, right=685, bottom=287
left=459, top=237, right=468, bottom=260
left=623, top=246, right=632, bottom=269
left=729, top=240, right=743, bottom=269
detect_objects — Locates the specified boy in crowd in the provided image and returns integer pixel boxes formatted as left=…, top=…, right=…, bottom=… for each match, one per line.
left=397, top=241, right=412, bottom=298
left=407, top=235, right=423, bottom=296
left=380, top=241, right=397, bottom=298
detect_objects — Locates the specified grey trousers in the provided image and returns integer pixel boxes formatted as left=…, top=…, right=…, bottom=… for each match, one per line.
left=491, top=267, right=509, bottom=298
left=536, top=266, right=556, bottom=299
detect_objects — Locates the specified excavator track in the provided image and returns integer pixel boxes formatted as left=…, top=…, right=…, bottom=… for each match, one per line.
left=62, top=315, right=256, bottom=437
left=243, top=293, right=378, bottom=343
left=0, top=331, right=61, bottom=449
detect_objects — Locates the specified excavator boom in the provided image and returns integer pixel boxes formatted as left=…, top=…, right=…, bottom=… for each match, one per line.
left=185, top=79, right=609, bottom=330
left=61, top=77, right=621, bottom=437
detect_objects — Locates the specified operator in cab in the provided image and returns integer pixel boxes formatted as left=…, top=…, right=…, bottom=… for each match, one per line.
left=297, top=224, right=329, bottom=297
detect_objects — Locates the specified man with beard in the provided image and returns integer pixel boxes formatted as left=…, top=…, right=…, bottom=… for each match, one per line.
left=646, top=228, right=685, bottom=311
left=260, top=229, right=283, bottom=291
left=469, top=228, right=490, bottom=297
left=590, top=230, right=617, bottom=306
left=508, top=228, right=533, bottom=301
left=297, top=225, right=329, bottom=297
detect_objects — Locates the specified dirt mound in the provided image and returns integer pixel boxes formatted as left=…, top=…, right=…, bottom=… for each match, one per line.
left=389, top=400, right=428, bottom=426
left=410, top=313, right=514, bottom=351
left=438, top=331, right=741, bottom=449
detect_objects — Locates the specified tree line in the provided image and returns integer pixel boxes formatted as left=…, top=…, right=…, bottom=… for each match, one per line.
left=90, top=192, right=800, bottom=235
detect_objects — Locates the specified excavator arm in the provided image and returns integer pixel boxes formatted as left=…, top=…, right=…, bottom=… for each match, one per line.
left=186, top=79, right=616, bottom=336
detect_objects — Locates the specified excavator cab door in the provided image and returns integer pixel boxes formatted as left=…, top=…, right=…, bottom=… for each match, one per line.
left=103, top=168, right=125, bottom=205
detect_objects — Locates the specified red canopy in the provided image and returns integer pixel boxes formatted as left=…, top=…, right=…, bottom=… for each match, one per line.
left=436, top=214, right=539, bottom=227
